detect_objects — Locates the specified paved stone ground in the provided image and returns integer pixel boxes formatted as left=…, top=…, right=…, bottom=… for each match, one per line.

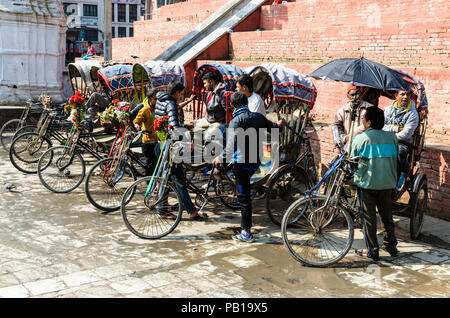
left=0, top=150, right=449, bottom=298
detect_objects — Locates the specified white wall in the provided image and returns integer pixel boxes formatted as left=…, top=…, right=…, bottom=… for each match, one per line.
left=0, top=8, right=67, bottom=104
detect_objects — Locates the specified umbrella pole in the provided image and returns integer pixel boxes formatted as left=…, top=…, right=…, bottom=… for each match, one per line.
left=347, top=91, right=360, bottom=153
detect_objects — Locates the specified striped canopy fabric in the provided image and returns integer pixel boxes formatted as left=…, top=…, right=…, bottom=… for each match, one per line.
left=246, top=63, right=317, bottom=107
left=98, top=64, right=134, bottom=96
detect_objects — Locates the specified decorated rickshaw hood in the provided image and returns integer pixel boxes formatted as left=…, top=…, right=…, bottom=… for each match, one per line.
left=193, top=63, right=245, bottom=92
left=98, top=64, right=134, bottom=94
left=145, top=60, right=186, bottom=88
left=246, top=63, right=317, bottom=107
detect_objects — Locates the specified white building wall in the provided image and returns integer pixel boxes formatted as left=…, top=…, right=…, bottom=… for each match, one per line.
left=0, top=1, right=67, bottom=104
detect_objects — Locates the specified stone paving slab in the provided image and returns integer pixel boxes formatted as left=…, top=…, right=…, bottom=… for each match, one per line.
left=0, top=151, right=449, bottom=298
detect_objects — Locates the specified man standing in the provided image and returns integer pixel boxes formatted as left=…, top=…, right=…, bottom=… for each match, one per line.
left=383, top=89, right=419, bottom=189
left=333, top=86, right=374, bottom=147
left=155, top=81, right=205, bottom=221
left=236, top=74, right=266, bottom=116
left=193, top=72, right=227, bottom=142
left=350, top=106, right=399, bottom=261
left=212, top=92, right=285, bottom=243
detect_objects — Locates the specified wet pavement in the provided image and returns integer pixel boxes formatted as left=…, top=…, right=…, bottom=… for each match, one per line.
left=0, top=150, right=449, bottom=298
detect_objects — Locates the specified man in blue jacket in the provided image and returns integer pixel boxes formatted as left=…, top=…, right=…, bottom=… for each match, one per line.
left=155, top=81, right=205, bottom=221
left=212, top=92, right=285, bottom=242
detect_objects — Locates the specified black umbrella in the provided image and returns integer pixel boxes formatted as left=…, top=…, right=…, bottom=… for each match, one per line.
left=308, top=57, right=411, bottom=91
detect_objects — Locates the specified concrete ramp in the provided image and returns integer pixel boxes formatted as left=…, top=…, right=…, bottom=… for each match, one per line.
left=155, top=0, right=267, bottom=66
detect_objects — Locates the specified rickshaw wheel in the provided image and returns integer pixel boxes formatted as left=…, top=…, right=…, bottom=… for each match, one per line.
left=216, top=179, right=240, bottom=210
left=409, top=177, right=427, bottom=240
left=265, top=165, right=310, bottom=226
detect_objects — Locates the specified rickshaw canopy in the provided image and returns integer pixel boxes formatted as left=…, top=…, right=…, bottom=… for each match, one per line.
left=144, top=60, right=186, bottom=89
left=247, top=63, right=317, bottom=107
left=68, top=60, right=103, bottom=97
left=193, top=63, right=245, bottom=92
left=98, top=64, right=134, bottom=98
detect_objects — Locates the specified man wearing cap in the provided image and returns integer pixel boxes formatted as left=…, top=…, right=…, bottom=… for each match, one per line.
left=332, top=86, right=375, bottom=147
left=193, top=72, right=227, bottom=142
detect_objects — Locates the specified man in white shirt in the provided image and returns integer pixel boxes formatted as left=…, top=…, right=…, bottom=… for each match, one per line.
left=236, top=74, right=266, bottom=116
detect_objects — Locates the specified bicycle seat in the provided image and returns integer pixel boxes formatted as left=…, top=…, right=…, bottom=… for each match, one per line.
left=93, top=133, right=116, bottom=143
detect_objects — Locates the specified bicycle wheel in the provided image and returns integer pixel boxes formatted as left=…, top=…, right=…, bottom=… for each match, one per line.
left=409, top=178, right=427, bottom=240
left=265, top=165, right=310, bottom=226
left=0, top=119, right=22, bottom=151
left=9, top=132, right=52, bottom=174
left=215, top=178, right=240, bottom=210
left=281, top=194, right=354, bottom=267
left=85, top=157, right=137, bottom=212
left=121, top=176, right=183, bottom=239
left=12, top=125, right=37, bottom=143
left=37, top=146, right=86, bottom=193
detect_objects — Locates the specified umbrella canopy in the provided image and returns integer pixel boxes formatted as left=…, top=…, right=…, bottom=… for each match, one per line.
left=309, top=57, right=411, bottom=91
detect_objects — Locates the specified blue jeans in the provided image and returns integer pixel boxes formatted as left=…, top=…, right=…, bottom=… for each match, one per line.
left=155, top=143, right=196, bottom=214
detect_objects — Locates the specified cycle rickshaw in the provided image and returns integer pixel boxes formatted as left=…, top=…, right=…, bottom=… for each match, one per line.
left=132, top=60, right=186, bottom=104
left=384, top=69, right=428, bottom=234
left=97, top=63, right=135, bottom=105
left=245, top=63, right=319, bottom=226
left=191, top=62, right=245, bottom=124
left=281, top=58, right=429, bottom=267
left=83, top=61, right=187, bottom=213
left=68, top=60, right=104, bottom=99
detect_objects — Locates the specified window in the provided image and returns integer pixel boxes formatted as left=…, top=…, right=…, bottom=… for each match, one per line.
left=63, top=3, right=77, bottom=16
left=85, top=30, right=98, bottom=42
left=129, top=4, right=138, bottom=23
left=112, top=3, right=116, bottom=22
left=118, top=4, right=126, bottom=22
left=112, top=26, right=116, bottom=38
left=129, top=27, right=134, bottom=37
left=118, top=27, right=127, bottom=38
left=83, top=4, right=97, bottom=17
left=157, top=0, right=185, bottom=8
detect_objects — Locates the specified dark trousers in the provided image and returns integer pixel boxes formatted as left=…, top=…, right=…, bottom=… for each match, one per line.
left=359, top=188, right=397, bottom=254
left=142, top=142, right=157, bottom=177
left=233, top=164, right=259, bottom=231
left=154, top=143, right=195, bottom=214
left=398, top=143, right=410, bottom=178
left=85, top=93, right=109, bottom=122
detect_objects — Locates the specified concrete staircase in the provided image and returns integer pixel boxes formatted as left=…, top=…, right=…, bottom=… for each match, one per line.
left=155, top=0, right=269, bottom=65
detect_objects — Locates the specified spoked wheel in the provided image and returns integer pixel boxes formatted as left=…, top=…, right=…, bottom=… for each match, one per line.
left=216, top=178, right=240, bottom=210
left=85, top=157, right=137, bottom=212
left=0, top=119, right=22, bottom=152
left=12, top=125, right=37, bottom=144
left=121, top=176, right=183, bottom=239
left=281, top=194, right=354, bottom=267
left=184, top=163, right=211, bottom=190
left=265, top=165, right=310, bottom=226
left=9, top=132, right=52, bottom=174
left=37, top=146, right=86, bottom=193
left=409, top=178, right=428, bottom=240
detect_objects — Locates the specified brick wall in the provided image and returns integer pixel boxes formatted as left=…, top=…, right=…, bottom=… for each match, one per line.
left=111, top=0, right=449, bottom=219
left=113, top=0, right=233, bottom=62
